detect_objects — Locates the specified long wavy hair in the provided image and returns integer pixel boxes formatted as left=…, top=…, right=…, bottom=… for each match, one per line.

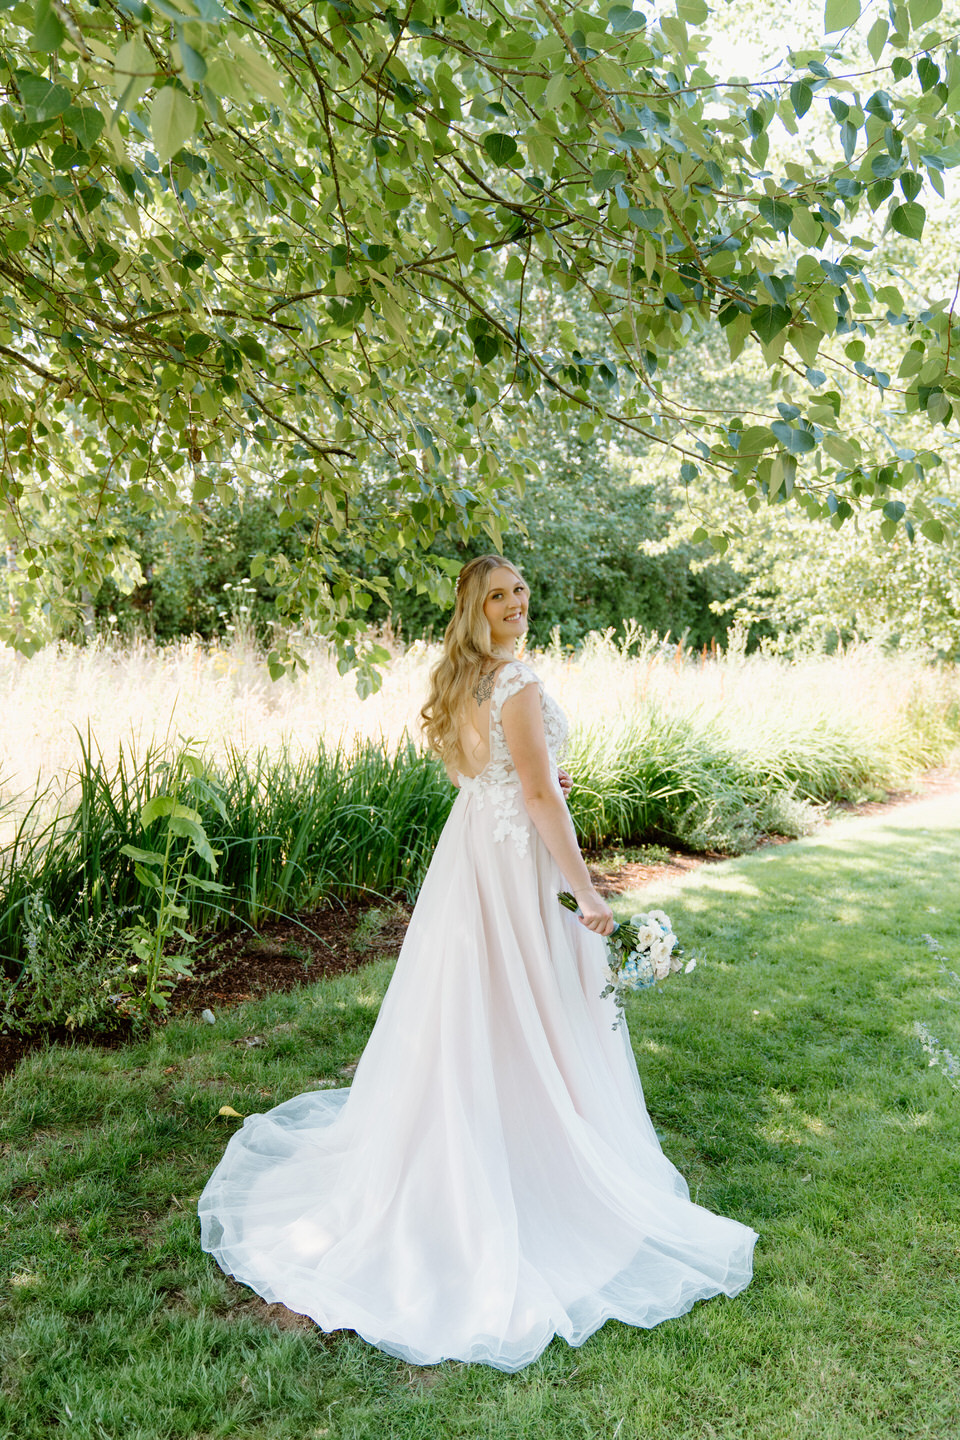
left=420, top=554, right=527, bottom=763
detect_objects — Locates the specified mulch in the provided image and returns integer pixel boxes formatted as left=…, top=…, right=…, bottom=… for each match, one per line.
left=177, top=900, right=412, bottom=1016
left=2, top=768, right=957, bottom=1079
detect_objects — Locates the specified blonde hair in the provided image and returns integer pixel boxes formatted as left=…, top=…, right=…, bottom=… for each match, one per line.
left=420, top=555, right=527, bottom=762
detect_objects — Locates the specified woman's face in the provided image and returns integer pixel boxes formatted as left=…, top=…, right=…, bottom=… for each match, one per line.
left=482, top=567, right=529, bottom=650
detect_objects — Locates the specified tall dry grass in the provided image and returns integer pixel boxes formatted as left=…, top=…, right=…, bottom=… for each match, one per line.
left=2, top=628, right=957, bottom=827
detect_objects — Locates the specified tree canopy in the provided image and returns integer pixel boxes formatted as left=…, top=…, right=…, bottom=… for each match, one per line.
left=2, top=0, right=959, bottom=676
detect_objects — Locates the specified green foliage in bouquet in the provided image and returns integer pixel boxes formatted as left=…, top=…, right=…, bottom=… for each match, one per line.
left=558, top=890, right=694, bottom=1025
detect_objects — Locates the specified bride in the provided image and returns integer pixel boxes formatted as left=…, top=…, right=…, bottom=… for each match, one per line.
left=198, top=555, right=757, bottom=1371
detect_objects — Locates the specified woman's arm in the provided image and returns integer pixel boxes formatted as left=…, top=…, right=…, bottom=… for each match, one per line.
left=500, top=684, right=614, bottom=935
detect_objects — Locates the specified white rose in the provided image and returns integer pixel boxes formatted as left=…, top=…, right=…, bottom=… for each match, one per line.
left=636, top=924, right=660, bottom=950
left=650, top=937, right=673, bottom=979
left=647, top=909, right=671, bottom=929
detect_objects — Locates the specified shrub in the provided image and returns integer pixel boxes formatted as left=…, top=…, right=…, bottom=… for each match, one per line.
left=0, top=896, right=130, bottom=1036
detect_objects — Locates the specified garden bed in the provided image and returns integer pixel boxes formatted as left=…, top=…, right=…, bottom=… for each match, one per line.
left=4, top=770, right=957, bottom=1080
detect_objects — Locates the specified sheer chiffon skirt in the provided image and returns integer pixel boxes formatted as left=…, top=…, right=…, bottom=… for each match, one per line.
left=198, top=785, right=757, bottom=1370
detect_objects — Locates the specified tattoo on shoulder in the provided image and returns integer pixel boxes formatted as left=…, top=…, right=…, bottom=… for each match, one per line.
left=473, top=670, right=496, bottom=705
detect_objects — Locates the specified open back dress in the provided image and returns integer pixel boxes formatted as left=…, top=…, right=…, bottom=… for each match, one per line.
left=198, top=660, right=757, bottom=1370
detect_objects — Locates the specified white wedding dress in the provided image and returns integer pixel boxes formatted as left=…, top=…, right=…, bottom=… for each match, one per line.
left=199, top=661, right=756, bottom=1370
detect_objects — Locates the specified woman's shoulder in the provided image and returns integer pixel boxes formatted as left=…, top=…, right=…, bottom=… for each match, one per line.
left=496, top=657, right=539, bottom=680
left=492, top=659, right=541, bottom=703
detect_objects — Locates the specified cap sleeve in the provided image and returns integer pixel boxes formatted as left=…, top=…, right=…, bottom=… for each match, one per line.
left=490, top=661, right=540, bottom=726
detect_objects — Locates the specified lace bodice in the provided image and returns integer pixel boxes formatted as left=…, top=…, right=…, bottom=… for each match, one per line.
left=457, top=662, right=568, bottom=855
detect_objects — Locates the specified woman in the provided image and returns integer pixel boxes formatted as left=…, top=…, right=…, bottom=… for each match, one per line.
left=199, top=555, right=756, bottom=1371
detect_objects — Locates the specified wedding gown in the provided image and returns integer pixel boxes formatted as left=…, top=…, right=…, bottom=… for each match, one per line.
left=198, top=661, right=757, bottom=1370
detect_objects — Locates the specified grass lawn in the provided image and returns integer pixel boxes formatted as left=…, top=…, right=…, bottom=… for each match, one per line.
left=2, top=793, right=959, bottom=1440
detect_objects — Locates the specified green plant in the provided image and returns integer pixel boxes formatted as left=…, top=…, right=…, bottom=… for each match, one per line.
left=119, top=749, right=228, bottom=1015
left=595, top=843, right=676, bottom=867
left=914, top=934, right=960, bottom=1092
left=0, top=895, right=129, bottom=1036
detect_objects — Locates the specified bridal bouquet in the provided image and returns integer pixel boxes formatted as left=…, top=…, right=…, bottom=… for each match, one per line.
left=558, top=892, right=695, bottom=1025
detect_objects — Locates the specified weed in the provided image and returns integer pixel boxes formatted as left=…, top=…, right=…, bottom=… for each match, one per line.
left=0, top=897, right=129, bottom=1035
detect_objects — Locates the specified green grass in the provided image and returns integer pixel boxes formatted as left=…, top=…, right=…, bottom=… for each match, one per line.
left=2, top=795, right=959, bottom=1439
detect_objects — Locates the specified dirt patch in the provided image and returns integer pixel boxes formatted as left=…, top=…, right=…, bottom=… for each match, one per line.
left=0, top=1016, right=133, bottom=1084
left=175, top=900, right=411, bottom=1016
left=588, top=850, right=710, bottom=897
left=232, top=1295, right=317, bottom=1332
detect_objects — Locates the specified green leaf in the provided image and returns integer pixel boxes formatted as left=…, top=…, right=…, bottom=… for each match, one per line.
left=18, top=74, right=71, bottom=122
left=839, top=120, right=857, bottom=162
left=226, top=37, right=286, bottom=107
left=482, top=132, right=518, bottom=165
left=150, top=86, right=198, bottom=166
left=920, top=518, right=945, bottom=542
left=758, top=198, right=792, bottom=233
left=121, top=844, right=167, bottom=864
left=890, top=202, right=925, bottom=239
left=140, top=795, right=177, bottom=828
left=824, top=0, right=860, bottom=33
left=184, top=332, right=212, bottom=357
left=751, top=305, right=792, bottom=345
left=864, top=91, right=893, bottom=122
left=916, top=56, right=940, bottom=92
left=63, top=106, right=105, bottom=150
left=237, top=334, right=267, bottom=365
left=771, top=421, right=816, bottom=454
left=790, top=81, right=813, bottom=118
left=183, top=875, right=228, bottom=893
left=168, top=815, right=218, bottom=871
left=592, top=168, right=628, bottom=192
left=627, top=207, right=664, bottom=231
left=113, top=38, right=153, bottom=109
left=866, top=17, right=888, bottom=61
left=32, top=0, right=65, bottom=52
left=179, top=40, right=207, bottom=84
left=882, top=500, right=906, bottom=521
left=608, top=5, right=647, bottom=31
left=472, top=332, right=499, bottom=365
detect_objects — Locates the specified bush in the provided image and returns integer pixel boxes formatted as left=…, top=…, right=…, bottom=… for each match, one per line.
left=0, top=896, right=130, bottom=1037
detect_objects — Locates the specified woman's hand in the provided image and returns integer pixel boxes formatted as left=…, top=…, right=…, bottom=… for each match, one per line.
left=558, top=768, right=573, bottom=799
left=574, top=885, right=616, bottom=936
